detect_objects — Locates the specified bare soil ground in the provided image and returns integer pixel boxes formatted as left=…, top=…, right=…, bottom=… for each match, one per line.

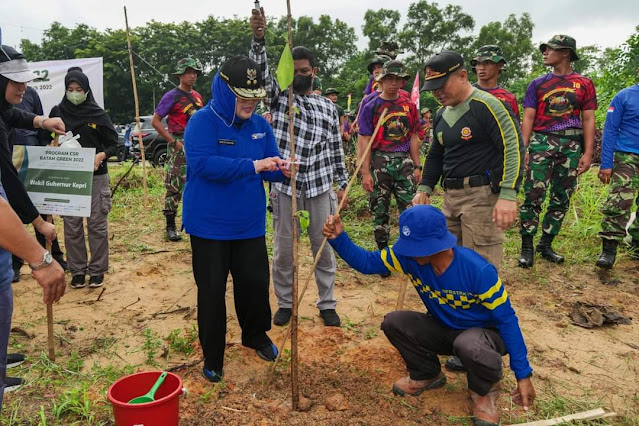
left=4, top=168, right=639, bottom=425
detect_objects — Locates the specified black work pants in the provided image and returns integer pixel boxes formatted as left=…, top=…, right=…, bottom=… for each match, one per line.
left=191, top=235, right=272, bottom=372
left=381, top=311, right=506, bottom=395
left=12, top=215, right=64, bottom=271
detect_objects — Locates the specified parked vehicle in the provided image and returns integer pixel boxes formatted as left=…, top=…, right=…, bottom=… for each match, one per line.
left=130, top=115, right=169, bottom=168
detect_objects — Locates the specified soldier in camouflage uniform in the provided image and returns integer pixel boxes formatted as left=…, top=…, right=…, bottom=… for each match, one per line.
left=518, top=35, right=597, bottom=267
left=152, top=58, right=204, bottom=241
left=596, top=82, right=639, bottom=268
left=357, top=60, right=421, bottom=276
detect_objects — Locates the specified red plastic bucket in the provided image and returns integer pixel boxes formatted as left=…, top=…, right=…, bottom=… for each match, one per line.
left=107, top=371, right=184, bottom=426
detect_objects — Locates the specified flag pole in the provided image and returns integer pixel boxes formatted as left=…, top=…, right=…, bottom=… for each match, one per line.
left=284, top=0, right=301, bottom=411
left=124, top=6, right=149, bottom=207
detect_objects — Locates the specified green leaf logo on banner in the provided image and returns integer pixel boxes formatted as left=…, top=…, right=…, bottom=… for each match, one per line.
left=277, top=43, right=294, bottom=91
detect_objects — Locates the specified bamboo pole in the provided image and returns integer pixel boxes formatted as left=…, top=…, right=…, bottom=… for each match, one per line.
left=395, top=278, right=409, bottom=310
left=270, top=108, right=389, bottom=377
left=284, top=0, right=300, bottom=411
left=124, top=6, right=149, bottom=208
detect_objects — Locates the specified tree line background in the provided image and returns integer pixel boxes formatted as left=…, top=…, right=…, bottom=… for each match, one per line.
left=18, top=0, right=639, bottom=125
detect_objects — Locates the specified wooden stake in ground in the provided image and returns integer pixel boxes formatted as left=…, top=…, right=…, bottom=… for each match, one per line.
left=395, top=278, right=410, bottom=310
left=284, top=0, right=300, bottom=411
left=270, top=108, right=389, bottom=378
left=46, top=134, right=60, bottom=361
left=124, top=6, right=149, bottom=208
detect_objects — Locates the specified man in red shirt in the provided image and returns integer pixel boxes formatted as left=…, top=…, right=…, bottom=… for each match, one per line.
left=471, top=45, right=520, bottom=120
left=152, top=58, right=204, bottom=241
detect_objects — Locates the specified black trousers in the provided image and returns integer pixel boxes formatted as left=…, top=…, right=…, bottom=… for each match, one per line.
left=191, top=235, right=272, bottom=372
left=13, top=215, right=64, bottom=271
left=381, top=311, right=506, bottom=395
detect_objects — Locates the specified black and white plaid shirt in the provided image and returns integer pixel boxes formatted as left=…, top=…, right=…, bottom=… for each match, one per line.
left=250, top=39, right=348, bottom=198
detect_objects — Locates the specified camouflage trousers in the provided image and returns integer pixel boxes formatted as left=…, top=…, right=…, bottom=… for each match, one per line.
left=520, top=133, right=582, bottom=236
left=163, top=136, right=186, bottom=216
left=370, top=152, right=416, bottom=247
left=599, top=152, right=639, bottom=242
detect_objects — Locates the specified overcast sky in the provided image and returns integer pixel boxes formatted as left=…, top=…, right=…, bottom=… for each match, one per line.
left=1, top=0, right=637, bottom=52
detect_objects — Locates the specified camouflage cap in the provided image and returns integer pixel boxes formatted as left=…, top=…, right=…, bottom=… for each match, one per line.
left=172, top=57, right=203, bottom=76
left=420, top=107, right=432, bottom=115
left=375, top=40, right=403, bottom=60
left=470, top=45, right=507, bottom=67
left=376, top=59, right=409, bottom=82
left=367, top=55, right=391, bottom=74
left=540, top=35, right=579, bottom=61
left=324, top=87, right=339, bottom=95
left=313, top=76, right=322, bottom=91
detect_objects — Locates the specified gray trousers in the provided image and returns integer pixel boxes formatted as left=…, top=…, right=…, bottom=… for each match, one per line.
left=0, top=286, right=13, bottom=409
left=271, top=186, right=337, bottom=310
left=63, top=173, right=111, bottom=276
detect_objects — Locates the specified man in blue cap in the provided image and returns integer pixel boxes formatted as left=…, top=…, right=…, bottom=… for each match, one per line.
left=323, top=205, right=536, bottom=426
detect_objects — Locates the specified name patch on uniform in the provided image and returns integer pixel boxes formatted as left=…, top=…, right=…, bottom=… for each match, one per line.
left=251, top=133, right=266, bottom=140
left=218, top=139, right=235, bottom=146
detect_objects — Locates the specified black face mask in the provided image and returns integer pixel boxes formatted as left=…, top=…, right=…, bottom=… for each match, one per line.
left=293, top=75, right=313, bottom=93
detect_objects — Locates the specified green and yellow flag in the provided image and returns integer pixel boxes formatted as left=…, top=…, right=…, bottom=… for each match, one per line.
left=277, top=43, right=294, bottom=91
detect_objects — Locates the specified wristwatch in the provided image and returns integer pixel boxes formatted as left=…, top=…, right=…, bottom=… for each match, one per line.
left=415, top=165, right=423, bottom=170
left=29, top=250, right=53, bottom=271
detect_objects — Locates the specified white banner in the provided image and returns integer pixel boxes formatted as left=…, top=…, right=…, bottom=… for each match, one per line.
left=26, top=58, right=104, bottom=116
left=13, top=146, right=96, bottom=217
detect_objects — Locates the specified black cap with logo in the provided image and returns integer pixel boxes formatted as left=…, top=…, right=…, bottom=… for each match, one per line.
left=219, top=56, right=266, bottom=100
left=420, top=50, right=464, bottom=92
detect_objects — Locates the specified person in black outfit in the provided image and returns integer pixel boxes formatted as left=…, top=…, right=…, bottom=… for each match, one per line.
left=49, top=69, right=117, bottom=289
left=9, top=86, right=67, bottom=281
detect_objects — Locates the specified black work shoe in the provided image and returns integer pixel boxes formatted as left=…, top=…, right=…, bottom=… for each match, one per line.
left=595, top=239, right=618, bottom=269
left=273, top=308, right=292, bottom=326
left=444, top=356, right=466, bottom=372
left=202, top=366, right=224, bottom=383
left=7, top=353, right=25, bottom=369
left=536, top=233, right=564, bottom=264
left=166, top=227, right=181, bottom=242
left=70, top=275, right=86, bottom=289
left=517, top=235, right=534, bottom=268
left=88, top=275, right=104, bottom=288
left=319, top=309, right=341, bottom=327
left=12, top=269, right=20, bottom=283
left=256, top=342, right=279, bottom=362
left=3, top=377, right=23, bottom=393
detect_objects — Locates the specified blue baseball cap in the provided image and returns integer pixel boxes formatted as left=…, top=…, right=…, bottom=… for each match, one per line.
left=392, top=205, right=457, bottom=258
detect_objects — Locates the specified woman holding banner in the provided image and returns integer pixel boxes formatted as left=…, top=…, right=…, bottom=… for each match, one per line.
left=49, top=68, right=118, bottom=289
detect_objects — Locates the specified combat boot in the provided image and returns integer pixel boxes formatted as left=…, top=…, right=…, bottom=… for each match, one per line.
left=470, top=382, right=501, bottom=426
left=517, top=235, right=534, bottom=268
left=165, top=214, right=181, bottom=242
left=595, top=239, right=617, bottom=269
left=536, top=233, right=564, bottom=264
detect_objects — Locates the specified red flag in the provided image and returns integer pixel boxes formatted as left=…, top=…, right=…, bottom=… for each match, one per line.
left=410, top=72, right=420, bottom=110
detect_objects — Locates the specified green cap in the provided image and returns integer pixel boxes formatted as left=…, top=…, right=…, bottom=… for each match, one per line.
left=172, top=57, right=203, bottom=76
left=375, top=40, right=402, bottom=60
left=420, top=107, right=432, bottom=115
left=313, top=76, right=322, bottom=91
left=367, top=55, right=391, bottom=74
left=376, top=60, right=409, bottom=81
left=324, top=87, right=339, bottom=95
left=471, top=45, right=506, bottom=67
left=540, top=35, right=579, bottom=61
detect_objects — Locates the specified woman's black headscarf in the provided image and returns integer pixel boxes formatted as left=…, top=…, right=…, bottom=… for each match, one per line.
left=56, top=69, right=116, bottom=134
left=0, top=45, right=24, bottom=114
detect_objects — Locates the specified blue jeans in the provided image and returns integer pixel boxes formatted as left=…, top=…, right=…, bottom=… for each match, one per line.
left=0, top=285, right=13, bottom=409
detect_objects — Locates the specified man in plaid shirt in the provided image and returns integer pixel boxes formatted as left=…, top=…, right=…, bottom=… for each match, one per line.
left=250, top=7, right=349, bottom=327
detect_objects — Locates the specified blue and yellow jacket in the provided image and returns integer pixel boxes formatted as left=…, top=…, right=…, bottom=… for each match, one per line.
left=329, top=232, right=533, bottom=380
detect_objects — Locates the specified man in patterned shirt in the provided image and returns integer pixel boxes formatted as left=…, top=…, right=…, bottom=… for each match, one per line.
left=518, top=35, right=597, bottom=268
left=358, top=60, right=421, bottom=268
left=152, top=58, right=204, bottom=241
left=250, top=7, right=349, bottom=327
left=471, top=45, right=520, bottom=119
